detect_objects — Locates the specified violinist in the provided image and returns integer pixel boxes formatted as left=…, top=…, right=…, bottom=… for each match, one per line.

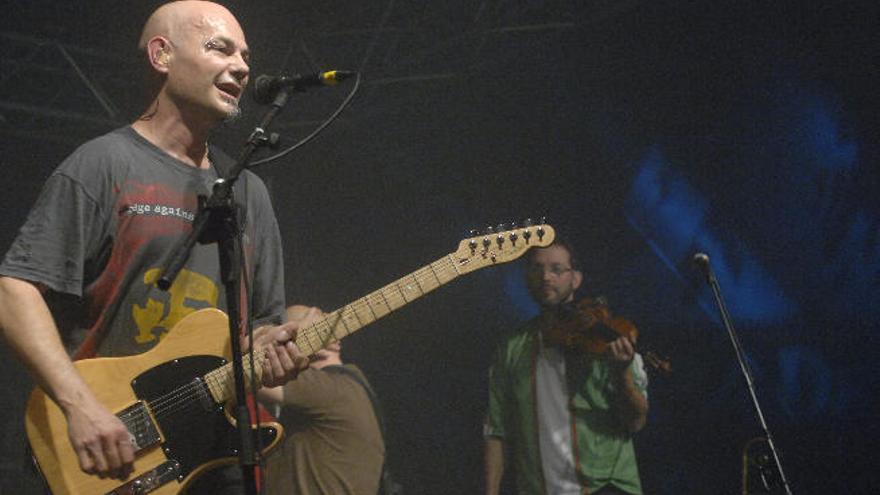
left=484, top=238, right=649, bottom=495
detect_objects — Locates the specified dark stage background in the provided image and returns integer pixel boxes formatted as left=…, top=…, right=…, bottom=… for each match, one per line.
left=2, top=1, right=878, bottom=493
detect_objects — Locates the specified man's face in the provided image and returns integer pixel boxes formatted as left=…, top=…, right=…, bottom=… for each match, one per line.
left=526, top=245, right=583, bottom=308
left=165, top=8, right=250, bottom=123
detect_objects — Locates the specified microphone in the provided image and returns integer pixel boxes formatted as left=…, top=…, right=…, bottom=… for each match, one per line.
left=692, top=252, right=713, bottom=282
left=253, top=70, right=355, bottom=104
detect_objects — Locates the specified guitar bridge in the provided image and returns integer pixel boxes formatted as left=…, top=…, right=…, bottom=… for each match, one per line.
left=117, top=401, right=162, bottom=451
left=106, top=459, right=180, bottom=495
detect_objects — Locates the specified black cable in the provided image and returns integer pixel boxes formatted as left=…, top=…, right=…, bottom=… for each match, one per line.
left=249, top=71, right=361, bottom=168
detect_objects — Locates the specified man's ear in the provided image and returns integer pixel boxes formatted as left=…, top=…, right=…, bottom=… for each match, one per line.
left=146, top=37, right=171, bottom=72
left=572, top=269, right=584, bottom=291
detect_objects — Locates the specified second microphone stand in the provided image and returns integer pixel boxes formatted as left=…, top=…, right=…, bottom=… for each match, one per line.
left=697, top=254, right=793, bottom=495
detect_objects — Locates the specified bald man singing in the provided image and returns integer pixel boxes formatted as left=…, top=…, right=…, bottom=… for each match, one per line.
left=0, top=2, right=308, bottom=493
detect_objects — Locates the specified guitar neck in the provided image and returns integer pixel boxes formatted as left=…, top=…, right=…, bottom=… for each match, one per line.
left=296, top=253, right=464, bottom=354
left=203, top=253, right=463, bottom=403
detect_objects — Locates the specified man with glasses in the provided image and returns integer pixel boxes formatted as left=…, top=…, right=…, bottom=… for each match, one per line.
left=484, top=239, right=649, bottom=495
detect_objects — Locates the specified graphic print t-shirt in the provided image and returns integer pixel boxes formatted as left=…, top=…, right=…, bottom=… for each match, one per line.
left=0, top=126, right=285, bottom=358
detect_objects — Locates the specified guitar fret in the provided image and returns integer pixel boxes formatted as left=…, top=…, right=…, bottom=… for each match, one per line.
left=445, top=254, right=463, bottom=275
left=431, top=259, right=454, bottom=284
left=346, top=306, right=361, bottom=334
left=411, top=271, right=426, bottom=293
left=319, top=320, right=337, bottom=346
left=382, top=285, right=405, bottom=310
left=362, top=295, right=379, bottom=320
left=377, top=290, right=393, bottom=314
left=414, top=266, right=439, bottom=292
left=204, top=350, right=266, bottom=404
left=299, top=323, right=322, bottom=355
left=427, top=262, right=443, bottom=285
left=305, top=323, right=323, bottom=353
left=395, top=280, right=418, bottom=303
left=333, top=309, right=353, bottom=333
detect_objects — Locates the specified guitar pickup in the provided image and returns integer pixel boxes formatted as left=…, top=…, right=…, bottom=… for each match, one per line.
left=117, top=401, right=162, bottom=452
left=106, top=459, right=180, bottom=495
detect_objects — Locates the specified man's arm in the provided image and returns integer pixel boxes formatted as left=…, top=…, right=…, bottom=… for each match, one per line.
left=607, top=335, right=648, bottom=433
left=0, top=276, right=134, bottom=479
left=484, top=436, right=505, bottom=495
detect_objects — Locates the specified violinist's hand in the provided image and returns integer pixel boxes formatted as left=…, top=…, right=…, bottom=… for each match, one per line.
left=247, top=321, right=310, bottom=388
left=607, top=334, right=636, bottom=369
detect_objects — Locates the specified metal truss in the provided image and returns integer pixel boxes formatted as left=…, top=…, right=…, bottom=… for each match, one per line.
left=0, top=0, right=641, bottom=143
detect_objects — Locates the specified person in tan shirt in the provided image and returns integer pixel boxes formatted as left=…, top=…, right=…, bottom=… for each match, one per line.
left=260, top=305, right=386, bottom=494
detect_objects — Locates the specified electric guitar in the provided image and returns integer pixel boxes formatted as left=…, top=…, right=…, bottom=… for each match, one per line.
left=26, top=223, right=555, bottom=494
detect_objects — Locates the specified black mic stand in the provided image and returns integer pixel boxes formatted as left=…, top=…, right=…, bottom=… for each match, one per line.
left=157, top=89, right=291, bottom=495
left=695, top=254, right=793, bottom=495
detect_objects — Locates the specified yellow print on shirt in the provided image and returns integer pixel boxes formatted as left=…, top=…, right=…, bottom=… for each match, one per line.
left=132, top=268, right=220, bottom=344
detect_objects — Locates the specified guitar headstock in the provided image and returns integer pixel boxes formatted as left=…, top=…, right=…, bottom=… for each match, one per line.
left=452, top=223, right=556, bottom=274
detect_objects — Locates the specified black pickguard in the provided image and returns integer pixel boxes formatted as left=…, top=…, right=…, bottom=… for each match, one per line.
left=130, top=355, right=278, bottom=480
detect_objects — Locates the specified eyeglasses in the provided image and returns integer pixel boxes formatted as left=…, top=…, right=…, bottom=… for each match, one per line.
left=527, top=265, right=574, bottom=277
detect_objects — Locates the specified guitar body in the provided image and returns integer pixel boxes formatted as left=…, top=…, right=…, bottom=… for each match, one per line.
left=25, top=309, right=281, bottom=495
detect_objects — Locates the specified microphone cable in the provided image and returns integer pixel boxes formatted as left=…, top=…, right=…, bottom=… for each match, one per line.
left=248, top=71, right=361, bottom=168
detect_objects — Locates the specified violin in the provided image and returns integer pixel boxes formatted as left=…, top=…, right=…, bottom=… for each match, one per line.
left=544, top=297, right=672, bottom=374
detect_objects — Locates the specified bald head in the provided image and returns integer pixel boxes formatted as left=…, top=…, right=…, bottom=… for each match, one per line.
left=138, top=1, right=242, bottom=51
left=134, top=0, right=250, bottom=126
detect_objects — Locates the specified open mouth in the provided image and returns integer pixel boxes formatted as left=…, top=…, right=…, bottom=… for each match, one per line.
left=215, top=82, right=241, bottom=101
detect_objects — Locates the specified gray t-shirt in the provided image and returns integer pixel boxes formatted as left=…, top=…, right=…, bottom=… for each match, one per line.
left=0, top=126, right=286, bottom=358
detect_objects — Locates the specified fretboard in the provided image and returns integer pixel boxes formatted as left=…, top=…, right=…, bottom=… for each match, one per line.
left=296, top=254, right=463, bottom=354
left=202, top=253, right=463, bottom=403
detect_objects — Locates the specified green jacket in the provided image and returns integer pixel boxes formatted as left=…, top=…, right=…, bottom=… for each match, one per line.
left=485, top=318, right=647, bottom=494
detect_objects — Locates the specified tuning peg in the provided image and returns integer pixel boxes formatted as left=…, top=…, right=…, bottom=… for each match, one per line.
left=522, top=218, right=533, bottom=227
left=469, top=229, right=479, bottom=237
left=538, top=215, right=547, bottom=225
left=484, top=225, right=495, bottom=235
left=496, top=223, right=507, bottom=233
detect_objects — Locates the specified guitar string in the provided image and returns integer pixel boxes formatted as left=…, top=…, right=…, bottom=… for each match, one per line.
left=140, top=257, right=461, bottom=420
left=141, top=256, right=463, bottom=420
left=145, top=237, right=545, bottom=419
left=143, top=348, right=265, bottom=416
left=122, top=241, right=542, bottom=436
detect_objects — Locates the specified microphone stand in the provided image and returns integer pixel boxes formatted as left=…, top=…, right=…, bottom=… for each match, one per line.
left=696, top=254, right=793, bottom=495
left=157, top=89, right=292, bottom=495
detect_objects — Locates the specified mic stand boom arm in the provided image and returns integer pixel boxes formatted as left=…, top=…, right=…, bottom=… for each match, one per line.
left=697, top=255, right=794, bottom=495
left=156, top=89, right=292, bottom=495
